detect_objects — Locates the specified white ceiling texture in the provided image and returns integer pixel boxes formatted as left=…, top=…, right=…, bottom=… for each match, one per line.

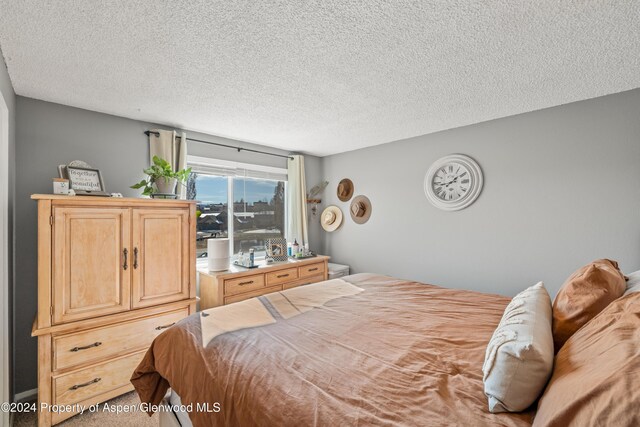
left=0, top=1, right=638, bottom=156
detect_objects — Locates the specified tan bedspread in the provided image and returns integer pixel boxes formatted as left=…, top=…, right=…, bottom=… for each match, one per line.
left=131, top=274, right=534, bottom=426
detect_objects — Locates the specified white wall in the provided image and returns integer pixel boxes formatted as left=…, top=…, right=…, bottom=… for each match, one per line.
left=322, top=89, right=640, bottom=298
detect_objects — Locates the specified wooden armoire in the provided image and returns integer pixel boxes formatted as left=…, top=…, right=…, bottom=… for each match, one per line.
left=31, top=195, right=197, bottom=426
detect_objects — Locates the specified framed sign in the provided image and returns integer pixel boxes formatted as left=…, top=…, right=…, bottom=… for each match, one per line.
left=65, top=166, right=109, bottom=196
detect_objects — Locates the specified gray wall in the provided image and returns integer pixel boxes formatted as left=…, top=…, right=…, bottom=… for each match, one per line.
left=322, top=88, right=640, bottom=298
left=11, top=88, right=640, bottom=395
left=0, top=46, right=16, bottom=400
left=13, top=97, right=323, bottom=394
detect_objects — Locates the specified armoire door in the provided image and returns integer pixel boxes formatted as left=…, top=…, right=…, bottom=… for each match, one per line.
left=52, top=208, right=131, bottom=324
left=131, top=208, right=190, bottom=308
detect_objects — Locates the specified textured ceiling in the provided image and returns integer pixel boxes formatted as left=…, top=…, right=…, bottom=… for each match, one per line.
left=0, top=1, right=639, bottom=156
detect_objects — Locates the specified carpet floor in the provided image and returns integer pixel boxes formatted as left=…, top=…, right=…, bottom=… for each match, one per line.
left=13, top=392, right=158, bottom=427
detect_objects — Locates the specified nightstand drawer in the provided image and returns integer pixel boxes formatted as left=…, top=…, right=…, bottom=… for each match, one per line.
left=299, top=262, right=325, bottom=278
left=224, top=274, right=265, bottom=296
left=53, top=309, right=188, bottom=371
left=225, top=284, right=282, bottom=304
left=266, top=267, right=298, bottom=286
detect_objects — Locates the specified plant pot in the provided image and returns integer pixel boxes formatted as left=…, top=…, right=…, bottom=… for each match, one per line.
left=155, top=177, right=177, bottom=194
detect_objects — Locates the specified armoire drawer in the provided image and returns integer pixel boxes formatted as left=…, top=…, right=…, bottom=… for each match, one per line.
left=53, top=350, right=145, bottom=407
left=53, top=309, right=188, bottom=371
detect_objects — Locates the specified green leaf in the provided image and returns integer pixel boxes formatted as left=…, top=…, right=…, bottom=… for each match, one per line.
left=153, top=155, right=171, bottom=169
left=130, top=180, right=148, bottom=189
left=133, top=156, right=193, bottom=194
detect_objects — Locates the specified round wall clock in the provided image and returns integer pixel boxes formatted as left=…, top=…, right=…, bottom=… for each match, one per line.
left=424, top=154, right=483, bottom=211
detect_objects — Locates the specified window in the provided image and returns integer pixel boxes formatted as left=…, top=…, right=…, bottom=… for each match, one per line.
left=232, top=177, right=285, bottom=256
left=190, top=174, right=229, bottom=255
left=187, top=156, right=287, bottom=259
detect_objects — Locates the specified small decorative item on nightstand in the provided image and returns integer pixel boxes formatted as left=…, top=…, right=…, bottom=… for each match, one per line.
left=266, top=238, right=288, bottom=262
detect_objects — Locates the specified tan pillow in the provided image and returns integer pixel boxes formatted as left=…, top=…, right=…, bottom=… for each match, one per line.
left=552, top=259, right=625, bottom=352
left=534, top=292, right=640, bottom=427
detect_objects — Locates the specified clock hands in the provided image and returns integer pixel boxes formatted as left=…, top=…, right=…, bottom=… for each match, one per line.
left=436, top=172, right=467, bottom=190
left=440, top=176, right=460, bottom=187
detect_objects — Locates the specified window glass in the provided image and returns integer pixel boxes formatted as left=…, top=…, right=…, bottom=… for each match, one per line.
left=189, top=173, right=229, bottom=258
left=233, top=177, right=285, bottom=258
left=188, top=171, right=285, bottom=259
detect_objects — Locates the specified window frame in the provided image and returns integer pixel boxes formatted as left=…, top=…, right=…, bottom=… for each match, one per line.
left=187, top=155, right=288, bottom=260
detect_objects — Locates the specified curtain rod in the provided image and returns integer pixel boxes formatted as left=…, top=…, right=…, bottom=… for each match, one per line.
left=144, top=130, right=294, bottom=160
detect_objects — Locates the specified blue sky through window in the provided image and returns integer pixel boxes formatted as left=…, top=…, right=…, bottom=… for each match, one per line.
left=194, top=175, right=281, bottom=204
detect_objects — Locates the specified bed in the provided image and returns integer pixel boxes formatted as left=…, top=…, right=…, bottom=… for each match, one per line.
left=132, top=261, right=640, bottom=427
left=131, top=273, right=535, bottom=426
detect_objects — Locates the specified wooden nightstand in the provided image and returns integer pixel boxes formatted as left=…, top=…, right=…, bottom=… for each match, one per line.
left=199, top=255, right=330, bottom=309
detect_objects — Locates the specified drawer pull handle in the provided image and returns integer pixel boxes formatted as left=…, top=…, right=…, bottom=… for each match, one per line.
left=238, top=280, right=254, bottom=286
left=133, top=247, right=139, bottom=269
left=309, top=267, right=318, bottom=272
left=123, top=248, right=128, bottom=270
left=70, top=377, right=101, bottom=390
left=277, top=274, right=289, bottom=278
left=155, top=322, right=176, bottom=331
left=70, top=342, right=102, bottom=352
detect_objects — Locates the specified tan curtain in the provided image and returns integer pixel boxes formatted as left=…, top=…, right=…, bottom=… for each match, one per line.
left=149, top=129, right=188, bottom=199
left=286, top=155, right=309, bottom=247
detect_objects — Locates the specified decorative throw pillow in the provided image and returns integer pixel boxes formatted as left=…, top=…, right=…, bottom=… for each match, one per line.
left=533, top=292, right=640, bottom=427
left=483, top=282, right=554, bottom=413
left=552, top=259, right=626, bottom=352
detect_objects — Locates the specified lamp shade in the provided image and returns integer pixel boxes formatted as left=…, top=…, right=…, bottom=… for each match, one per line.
left=207, top=238, right=230, bottom=271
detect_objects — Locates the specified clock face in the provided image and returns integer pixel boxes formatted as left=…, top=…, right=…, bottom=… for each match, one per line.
left=424, top=154, right=483, bottom=211
left=431, top=163, right=472, bottom=202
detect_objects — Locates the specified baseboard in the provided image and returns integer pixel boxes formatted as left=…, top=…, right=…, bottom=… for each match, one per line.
left=14, top=387, right=37, bottom=403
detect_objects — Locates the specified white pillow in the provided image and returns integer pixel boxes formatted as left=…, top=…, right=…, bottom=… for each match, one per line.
left=482, top=282, right=554, bottom=413
left=624, top=270, right=640, bottom=295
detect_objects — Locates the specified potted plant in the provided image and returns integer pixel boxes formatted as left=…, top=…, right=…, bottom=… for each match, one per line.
left=131, top=156, right=192, bottom=197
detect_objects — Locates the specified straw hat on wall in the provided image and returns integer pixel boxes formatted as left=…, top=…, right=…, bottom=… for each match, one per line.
left=337, top=178, right=354, bottom=202
left=321, top=205, right=343, bottom=232
left=350, top=195, right=372, bottom=224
